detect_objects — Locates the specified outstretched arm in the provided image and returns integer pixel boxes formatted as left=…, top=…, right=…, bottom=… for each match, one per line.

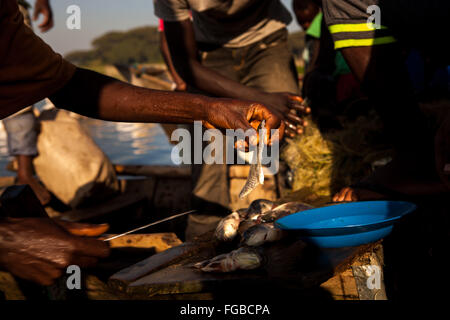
left=49, top=67, right=284, bottom=143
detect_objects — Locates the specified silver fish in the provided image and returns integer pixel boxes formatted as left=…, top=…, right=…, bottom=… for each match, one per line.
left=194, top=247, right=262, bottom=273
left=214, top=209, right=247, bottom=242
left=258, top=202, right=313, bottom=223
left=246, top=199, right=274, bottom=220
left=240, top=223, right=284, bottom=247
left=239, top=120, right=266, bottom=199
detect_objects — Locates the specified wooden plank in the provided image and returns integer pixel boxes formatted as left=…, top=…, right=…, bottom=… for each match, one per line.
left=320, top=269, right=359, bottom=300
left=116, top=240, right=379, bottom=298
left=126, top=264, right=262, bottom=297
left=108, top=242, right=211, bottom=292
left=105, top=233, right=182, bottom=253
left=114, top=164, right=191, bottom=178
left=59, top=192, right=146, bottom=222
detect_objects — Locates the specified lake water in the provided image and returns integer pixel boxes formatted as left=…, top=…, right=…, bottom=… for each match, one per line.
left=0, top=102, right=176, bottom=177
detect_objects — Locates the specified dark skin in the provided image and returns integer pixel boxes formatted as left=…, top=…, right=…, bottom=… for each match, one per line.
left=0, top=65, right=285, bottom=285
left=33, top=0, right=53, bottom=32
left=0, top=218, right=110, bottom=286
left=159, top=29, right=187, bottom=92
left=48, top=68, right=284, bottom=144
left=333, top=44, right=442, bottom=202
left=163, top=19, right=310, bottom=138
left=293, top=0, right=320, bottom=31
left=15, top=0, right=55, bottom=205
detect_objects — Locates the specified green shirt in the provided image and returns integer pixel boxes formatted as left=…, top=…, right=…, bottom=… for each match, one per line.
left=305, top=12, right=323, bottom=39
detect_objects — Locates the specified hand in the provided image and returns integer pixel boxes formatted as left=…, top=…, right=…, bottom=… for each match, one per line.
left=33, top=0, right=53, bottom=32
left=203, top=98, right=285, bottom=146
left=173, top=77, right=187, bottom=92
left=0, top=218, right=110, bottom=286
left=260, top=92, right=311, bottom=138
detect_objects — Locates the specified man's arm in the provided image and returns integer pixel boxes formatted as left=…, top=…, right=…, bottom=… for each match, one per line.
left=340, top=44, right=427, bottom=150
left=163, top=19, right=308, bottom=137
left=49, top=67, right=284, bottom=144
left=33, top=0, right=53, bottom=32
left=159, top=28, right=186, bottom=91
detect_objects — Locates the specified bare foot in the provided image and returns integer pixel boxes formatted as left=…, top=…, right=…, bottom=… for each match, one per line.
left=17, top=175, right=51, bottom=206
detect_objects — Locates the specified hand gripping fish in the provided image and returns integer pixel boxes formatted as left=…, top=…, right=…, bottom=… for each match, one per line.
left=239, top=120, right=266, bottom=199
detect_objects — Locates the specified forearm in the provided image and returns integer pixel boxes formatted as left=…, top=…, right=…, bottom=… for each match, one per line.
left=164, top=20, right=267, bottom=102
left=183, top=59, right=267, bottom=101
left=159, top=32, right=184, bottom=84
left=49, top=68, right=213, bottom=124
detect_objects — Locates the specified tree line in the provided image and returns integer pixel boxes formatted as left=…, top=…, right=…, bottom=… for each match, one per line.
left=65, top=26, right=305, bottom=66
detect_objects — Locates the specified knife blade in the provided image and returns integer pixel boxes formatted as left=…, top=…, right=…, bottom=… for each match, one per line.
left=102, top=209, right=196, bottom=242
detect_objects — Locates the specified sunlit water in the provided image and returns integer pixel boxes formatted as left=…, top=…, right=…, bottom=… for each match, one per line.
left=0, top=101, right=176, bottom=177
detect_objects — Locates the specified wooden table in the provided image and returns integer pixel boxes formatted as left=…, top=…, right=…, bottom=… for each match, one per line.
left=107, top=230, right=384, bottom=300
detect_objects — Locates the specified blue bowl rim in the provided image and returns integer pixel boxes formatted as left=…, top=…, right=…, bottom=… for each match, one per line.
left=274, top=200, right=417, bottom=235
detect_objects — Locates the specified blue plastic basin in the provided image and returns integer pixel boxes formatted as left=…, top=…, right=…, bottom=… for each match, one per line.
left=274, top=201, right=416, bottom=248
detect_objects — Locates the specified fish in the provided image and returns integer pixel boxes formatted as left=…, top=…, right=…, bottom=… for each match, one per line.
left=240, top=223, right=284, bottom=247
left=194, top=247, right=262, bottom=273
left=238, top=120, right=266, bottom=199
left=246, top=199, right=274, bottom=220
left=258, top=202, right=313, bottom=223
left=214, top=209, right=247, bottom=242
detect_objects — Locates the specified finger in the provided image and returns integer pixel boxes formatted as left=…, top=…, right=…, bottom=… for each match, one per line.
left=276, top=121, right=285, bottom=143
left=290, top=103, right=311, bottom=114
left=334, top=188, right=348, bottom=202
left=38, top=10, right=50, bottom=28
left=202, top=121, right=216, bottom=130
left=261, top=109, right=284, bottom=145
left=33, top=6, right=40, bottom=21
left=344, top=189, right=355, bottom=202
left=55, top=220, right=110, bottom=237
left=287, top=95, right=304, bottom=103
left=11, top=262, right=61, bottom=286
left=285, top=121, right=300, bottom=133
left=32, top=262, right=63, bottom=282
left=71, top=255, right=99, bottom=268
left=284, top=125, right=296, bottom=138
left=72, top=237, right=111, bottom=258
left=285, top=112, right=304, bottom=125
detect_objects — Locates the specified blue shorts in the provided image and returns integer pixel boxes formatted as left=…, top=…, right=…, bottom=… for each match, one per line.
left=2, top=109, right=38, bottom=156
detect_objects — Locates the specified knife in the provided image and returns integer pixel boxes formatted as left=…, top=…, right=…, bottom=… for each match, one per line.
left=102, top=209, right=196, bottom=241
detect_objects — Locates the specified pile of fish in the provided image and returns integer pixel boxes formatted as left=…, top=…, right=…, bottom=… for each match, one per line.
left=194, top=199, right=313, bottom=273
